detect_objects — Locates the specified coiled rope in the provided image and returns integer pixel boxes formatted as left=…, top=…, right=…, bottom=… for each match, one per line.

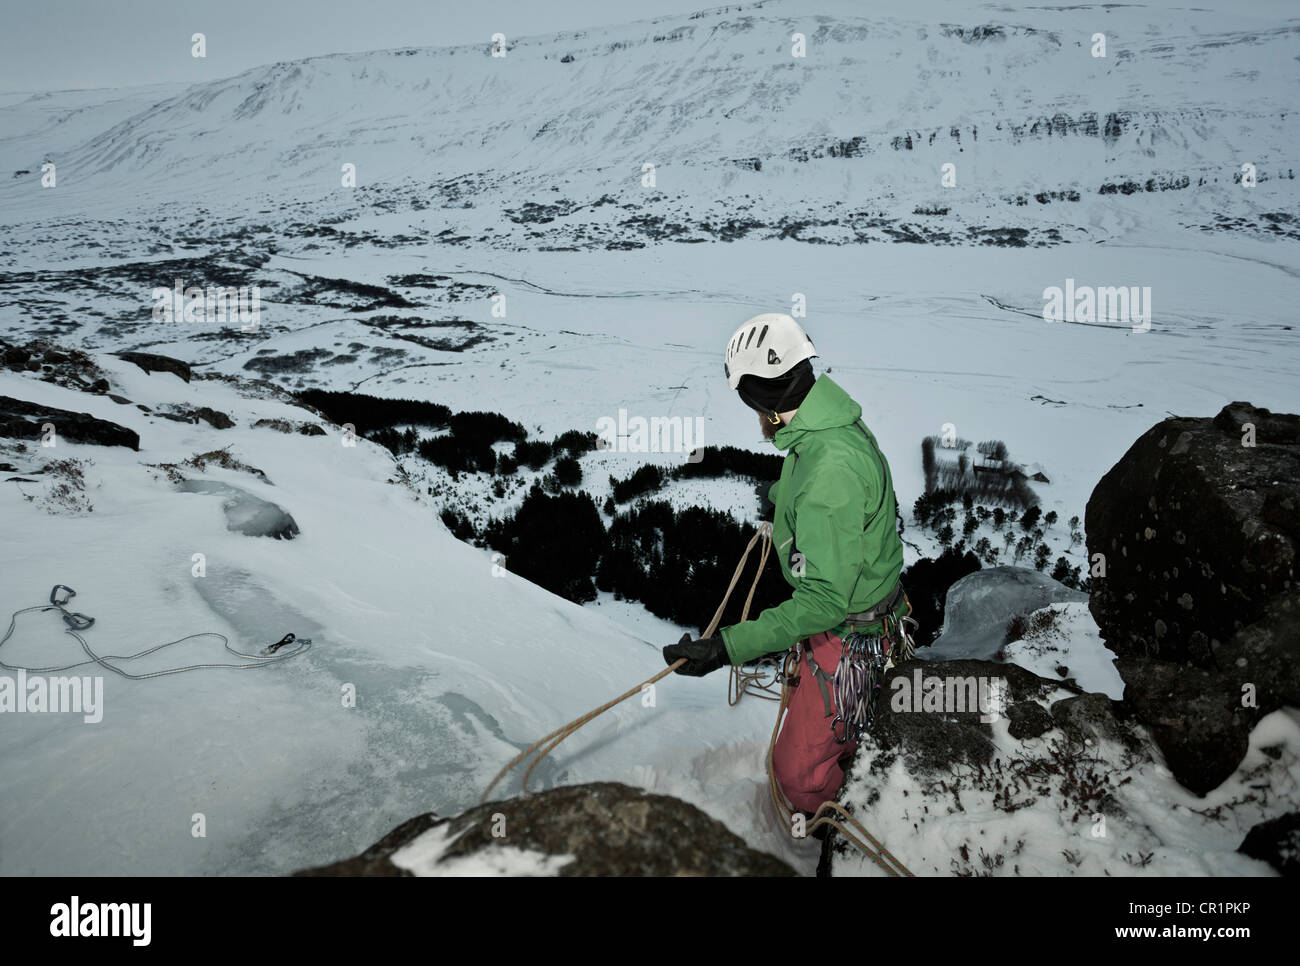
left=480, top=524, right=912, bottom=876
left=0, top=586, right=313, bottom=679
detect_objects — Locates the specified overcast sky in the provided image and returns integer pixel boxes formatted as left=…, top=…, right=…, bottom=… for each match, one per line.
left=0, top=0, right=715, bottom=92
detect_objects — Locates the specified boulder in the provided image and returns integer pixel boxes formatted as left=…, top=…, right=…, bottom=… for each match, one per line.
left=2, top=339, right=111, bottom=392
left=1239, top=811, right=1300, bottom=877
left=193, top=406, right=234, bottom=430
left=114, top=351, right=191, bottom=382
left=864, top=659, right=1082, bottom=775
left=923, top=566, right=1087, bottom=661
left=1086, top=402, right=1300, bottom=794
left=295, top=782, right=795, bottom=877
left=0, top=395, right=139, bottom=450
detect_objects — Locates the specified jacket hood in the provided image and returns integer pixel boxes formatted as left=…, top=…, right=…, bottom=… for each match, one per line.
left=772, top=375, right=862, bottom=451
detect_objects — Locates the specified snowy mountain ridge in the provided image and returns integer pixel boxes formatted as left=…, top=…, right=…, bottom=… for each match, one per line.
left=1, top=0, right=1297, bottom=255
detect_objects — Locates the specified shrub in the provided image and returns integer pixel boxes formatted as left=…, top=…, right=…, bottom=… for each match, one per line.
left=554, top=455, right=582, bottom=487
left=514, top=439, right=552, bottom=470
left=482, top=485, right=606, bottom=603
left=674, top=445, right=783, bottom=481
left=440, top=508, right=476, bottom=541
left=552, top=430, right=599, bottom=457
left=418, top=434, right=496, bottom=475
left=298, top=389, right=450, bottom=435
left=596, top=501, right=788, bottom=633
left=611, top=464, right=665, bottom=503
left=450, top=410, right=527, bottom=444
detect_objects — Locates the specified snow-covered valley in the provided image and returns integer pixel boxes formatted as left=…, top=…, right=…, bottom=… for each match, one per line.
left=2, top=0, right=1299, bottom=877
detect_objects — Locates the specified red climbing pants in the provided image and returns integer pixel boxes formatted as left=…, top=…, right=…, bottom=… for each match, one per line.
left=772, top=630, right=855, bottom=815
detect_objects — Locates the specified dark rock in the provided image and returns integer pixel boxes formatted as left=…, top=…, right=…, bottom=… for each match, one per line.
left=251, top=417, right=326, bottom=436
left=1239, top=811, right=1300, bottom=876
left=88, top=378, right=110, bottom=394
left=115, top=351, right=191, bottom=382
left=295, top=782, right=795, bottom=877
left=1006, top=700, right=1054, bottom=739
left=193, top=406, right=234, bottom=430
left=1086, top=402, right=1300, bottom=793
left=1050, top=693, right=1130, bottom=747
left=869, top=659, right=1070, bottom=774
left=107, top=394, right=133, bottom=405
left=2, top=345, right=31, bottom=369
left=0, top=395, right=139, bottom=450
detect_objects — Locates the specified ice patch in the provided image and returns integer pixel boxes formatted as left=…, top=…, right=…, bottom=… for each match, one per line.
left=178, top=479, right=299, bottom=539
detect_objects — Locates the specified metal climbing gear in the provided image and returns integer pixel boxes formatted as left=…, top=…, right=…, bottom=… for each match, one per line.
left=1, top=584, right=314, bottom=679
left=828, top=600, right=918, bottom=744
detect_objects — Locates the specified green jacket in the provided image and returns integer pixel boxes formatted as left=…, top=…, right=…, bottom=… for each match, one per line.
left=720, top=375, right=905, bottom=665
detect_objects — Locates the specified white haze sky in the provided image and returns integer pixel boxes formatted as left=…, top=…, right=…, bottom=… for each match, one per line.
left=0, top=0, right=715, bottom=92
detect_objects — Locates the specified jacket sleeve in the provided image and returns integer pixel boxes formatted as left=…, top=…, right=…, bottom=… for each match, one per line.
left=720, top=461, right=868, bottom=664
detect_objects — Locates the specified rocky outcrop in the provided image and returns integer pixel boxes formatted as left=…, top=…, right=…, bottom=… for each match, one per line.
left=820, top=658, right=1152, bottom=875
left=1086, top=402, right=1299, bottom=794
left=296, top=782, right=795, bottom=877
left=0, top=395, right=139, bottom=450
left=114, top=351, right=191, bottom=382
left=2, top=339, right=111, bottom=394
left=155, top=404, right=235, bottom=429
left=252, top=417, right=327, bottom=436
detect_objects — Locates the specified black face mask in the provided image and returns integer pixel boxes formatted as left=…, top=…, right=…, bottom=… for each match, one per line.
left=736, top=360, right=815, bottom=417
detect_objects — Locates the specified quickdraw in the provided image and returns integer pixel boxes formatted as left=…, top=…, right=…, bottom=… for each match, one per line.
left=829, top=606, right=918, bottom=744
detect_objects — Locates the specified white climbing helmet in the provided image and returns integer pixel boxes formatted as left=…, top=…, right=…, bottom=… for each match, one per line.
left=723, top=313, right=817, bottom=390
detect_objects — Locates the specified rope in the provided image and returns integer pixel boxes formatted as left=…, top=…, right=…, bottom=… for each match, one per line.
left=0, top=592, right=312, bottom=680
left=480, top=523, right=773, bottom=803
left=765, top=646, right=914, bottom=876
left=478, top=523, right=912, bottom=875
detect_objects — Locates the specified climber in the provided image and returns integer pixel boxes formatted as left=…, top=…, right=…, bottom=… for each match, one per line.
left=663, top=312, right=911, bottom=816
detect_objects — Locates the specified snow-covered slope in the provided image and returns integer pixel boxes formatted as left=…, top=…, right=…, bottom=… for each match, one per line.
left=0, top=356, right=813, bottom=875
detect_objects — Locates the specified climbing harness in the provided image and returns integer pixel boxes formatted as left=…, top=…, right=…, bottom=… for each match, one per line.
left=764, top=644, right=913, bottom=876
left=481, top=524, right=914, bottom=876
left=824, top=603, right=918, bottom=744
left=0, top=584, right=313, bottom=679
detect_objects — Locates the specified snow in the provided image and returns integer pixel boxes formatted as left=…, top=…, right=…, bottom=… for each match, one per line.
left=1003, top=602, right=1126, bottom=699
left=1, top=0, right=1298, bottom=876
left=390, top=823, right=575, bottom=877
left=832, top=707, right=1300, bottom=877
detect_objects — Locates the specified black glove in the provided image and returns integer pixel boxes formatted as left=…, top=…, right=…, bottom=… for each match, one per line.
left=663, top=633, right=730, bottom=677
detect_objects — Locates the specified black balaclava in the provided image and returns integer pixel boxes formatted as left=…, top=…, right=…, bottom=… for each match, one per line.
left=736, top=359, right=816, bottom=423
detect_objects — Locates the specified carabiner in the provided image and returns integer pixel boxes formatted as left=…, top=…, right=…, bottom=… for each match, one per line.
left=50, top=584, right=76, bottom=607
left=61, top=612, right=95, bottom=631
left=265, top=632, right=296, bottom=655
